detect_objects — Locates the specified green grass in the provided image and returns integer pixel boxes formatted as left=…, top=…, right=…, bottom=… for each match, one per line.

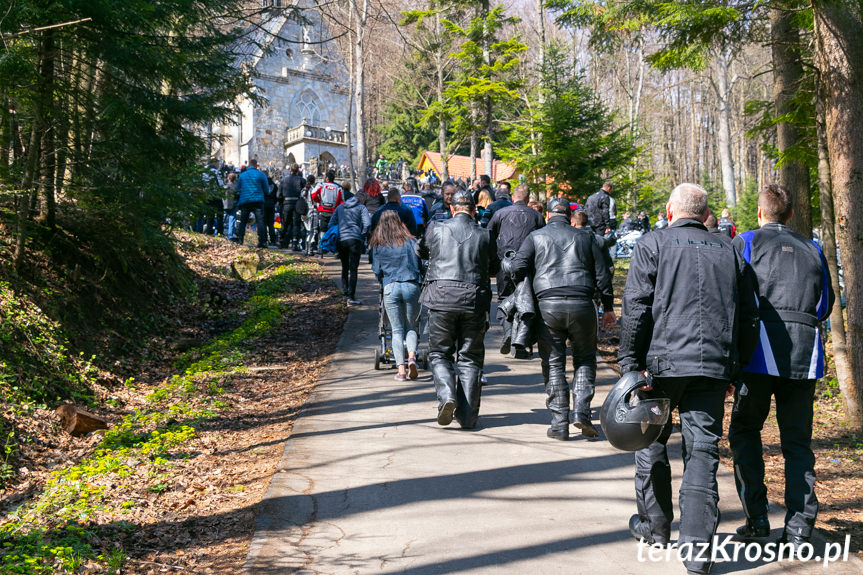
left=0, top=260, right=317, bottom=573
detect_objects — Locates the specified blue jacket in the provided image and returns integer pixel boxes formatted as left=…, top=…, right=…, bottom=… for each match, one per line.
left=371, top=202, right=418, bottom=237
left=236, top=167, right=269, bottom=206
left=329, top=196, right=371, bottom=242
left=372, top=239, right=422, bottom=287
left=733, top=223, right=835, bottom=379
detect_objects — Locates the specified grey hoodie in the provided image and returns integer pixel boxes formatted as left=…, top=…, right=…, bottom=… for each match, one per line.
left=329, top=196, right=371, bottom=242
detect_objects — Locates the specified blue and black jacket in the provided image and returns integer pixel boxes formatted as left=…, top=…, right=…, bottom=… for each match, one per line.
left=733, top=223, right=835, bottom=380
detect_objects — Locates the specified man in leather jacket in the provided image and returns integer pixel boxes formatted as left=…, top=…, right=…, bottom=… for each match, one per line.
left=278, top=163, right=305, bottom=250
left=618, top=183, right=759, bottom=575
left=728, top=184, right=834, bottom=551
left=417, top=190, right=498, bottom=429
left=508, top=198, right=616, bottom=440
left=488, top=183, right=545, bottom=355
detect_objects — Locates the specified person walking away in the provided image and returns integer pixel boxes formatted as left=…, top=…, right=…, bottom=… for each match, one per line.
left=223, top=172, right=238, bottom=241
left=311, top=169, right=344, bottom=253
left=728, top=184, right=834, bottom=551
left=234, top=159, right=270, bottom=248
left=328, top=191, right=371, bottom=305
left=363, top=178, right=386, bottom=215
left=371, top=187, right=418, bottom=237
left=341, top=179, right=354, bottom=202
left=301, top=175, right=317, bottom=254
left=584, top=180, right=614, bottom=234
left=278, top=163, right=306, bottom=250
left=371, top=211, right=423, bottom=380
left=263, top=171, right=279, bottom=246
left=487, top=183, right=544, bottom=356
left=718, top=208, right=736, bottom=238
left=418, top=190, right=498, bottom=429
left=400, top=180, right=430, bottom=236
left=473, top=174, right=495, bottom=205
left=510, top=199, right=615, bottom=440
left=704, top=214, right=730, bottom=244
left=572, top=209, right=617, bottom=298
left=480, top=186, right=513, bottom=228
left=421, top=182, right=440, bottom=214
left=475, top=189, right=493, bottom=224
left=618, top=183, right=759, bottom=575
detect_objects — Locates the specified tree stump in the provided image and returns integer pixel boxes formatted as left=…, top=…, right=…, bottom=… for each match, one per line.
left=55, top=405, right=108, bottom=437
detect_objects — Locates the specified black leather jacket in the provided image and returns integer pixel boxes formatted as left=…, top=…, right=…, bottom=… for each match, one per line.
left=278, top=174, right=305, bottom=202
left=417, top=212, right=498, bottom=311
left=487, top=200, right=545, bottom=258
left=618, top=218, right=760, bottom=380
left=509, top=216, right=614, bottom=310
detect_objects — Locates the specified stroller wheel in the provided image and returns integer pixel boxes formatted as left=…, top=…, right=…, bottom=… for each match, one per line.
left=374, top=348, right=381, bottom=370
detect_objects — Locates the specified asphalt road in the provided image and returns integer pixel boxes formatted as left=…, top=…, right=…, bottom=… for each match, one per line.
left=244, top=257, right=861, bottom=574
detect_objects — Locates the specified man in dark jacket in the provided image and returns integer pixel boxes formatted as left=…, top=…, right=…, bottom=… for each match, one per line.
left=371, top=188, right=418, bottom=237
left=418, top=190, right=498, bottom=429
left=728, top=184, right=834, bottom=550
left=487, top=183, right=544, bottom=355
left=618, top=183, right=759, bottom=575
left=278, top=163, right=306, bottom=250
left=480, top=186, right=512, bottom=228
left=584, top=180, right=614, bottom=234
left=234, top=159, right=270, bottom=248
left=510, top=199, right=615, bottom=440
left=429, top=182, right=456, bottom=223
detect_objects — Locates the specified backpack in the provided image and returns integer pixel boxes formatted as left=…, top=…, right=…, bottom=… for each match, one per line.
left=401, top=194, right=425, bottom=226
left=320, top=182, right=340, bottom=209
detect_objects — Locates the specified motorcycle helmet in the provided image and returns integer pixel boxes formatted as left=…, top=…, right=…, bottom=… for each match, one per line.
left=600, top=371, right=670, bottom=451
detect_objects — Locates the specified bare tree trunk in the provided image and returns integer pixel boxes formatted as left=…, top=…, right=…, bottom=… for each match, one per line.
left=349, top=0, right=368, bottom=183
left=435, top=13, right=449, bottom=182
left=816, top=73, right=856, bottom=423
left=0, top=100, right=8, bottom=175
left=814, top=0, right=863, bottom=430
left=537, top=0, right=546, bottom=105
left=712, top=49, right=737, bottom=207
left=36, top=29, right=56, bottom=228
left=345, top=10, right=357, bottom=189
left=771, top=4, right=812, bottom=235
left=469, top=117, right=478, bottom=182
left=481, top=0, right=493, bottom=179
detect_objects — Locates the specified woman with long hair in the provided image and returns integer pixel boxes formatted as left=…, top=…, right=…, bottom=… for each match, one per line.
left=476, top=189, right=493, bottom=224
left=363, top=178, right=385, bottom=215
left=370, top=210, right=422, bottom=380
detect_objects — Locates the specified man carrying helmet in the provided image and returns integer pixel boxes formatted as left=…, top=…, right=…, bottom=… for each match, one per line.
left=418, top=190, right=498, bottom=429
left=508, top=198, right=615, bottom=440
left=617, top=183, right=758, bottom=575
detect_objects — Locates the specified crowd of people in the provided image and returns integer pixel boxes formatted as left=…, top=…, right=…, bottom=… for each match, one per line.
left=201, top=157, right=834, bottom=574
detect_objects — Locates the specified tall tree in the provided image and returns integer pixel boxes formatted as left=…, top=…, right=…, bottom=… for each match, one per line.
left=813, top=0, right=863, bottom=430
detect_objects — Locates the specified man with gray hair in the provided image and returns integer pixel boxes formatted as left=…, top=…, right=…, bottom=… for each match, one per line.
left=618, top=183, right=759, bottom=574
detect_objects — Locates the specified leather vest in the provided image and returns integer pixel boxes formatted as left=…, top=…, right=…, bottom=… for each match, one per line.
left=425, top=213, right=490, bottom=286
left=531, top=219, right=597, bottom=294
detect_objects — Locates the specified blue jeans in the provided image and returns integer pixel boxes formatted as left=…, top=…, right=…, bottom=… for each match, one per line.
left=383, top=281, right=421, bottom=366
left=223, top=210, right=236, bottom=240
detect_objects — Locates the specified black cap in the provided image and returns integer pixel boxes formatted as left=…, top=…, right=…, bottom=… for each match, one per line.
left=548, top=197, right=571, bottom=215
left=452, top=190, right=476, bottom=207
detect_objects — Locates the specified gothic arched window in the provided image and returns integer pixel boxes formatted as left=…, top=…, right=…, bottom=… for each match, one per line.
left=295, top=91, right=321, bottom=126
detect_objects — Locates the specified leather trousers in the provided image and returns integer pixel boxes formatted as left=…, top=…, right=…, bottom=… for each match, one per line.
left=535, top=298, right=597, bottom=430
left=428, top=309, right=488, bottom=428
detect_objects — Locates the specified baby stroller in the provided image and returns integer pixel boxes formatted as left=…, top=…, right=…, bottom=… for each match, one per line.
left=374, top=284, right=430, bottom=371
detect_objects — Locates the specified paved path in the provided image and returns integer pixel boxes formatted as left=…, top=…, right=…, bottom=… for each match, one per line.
left=244, top=258, right=860, bottom=574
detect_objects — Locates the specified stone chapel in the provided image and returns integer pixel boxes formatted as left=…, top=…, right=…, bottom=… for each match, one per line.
left=211, top=1, right=356, bottom=175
